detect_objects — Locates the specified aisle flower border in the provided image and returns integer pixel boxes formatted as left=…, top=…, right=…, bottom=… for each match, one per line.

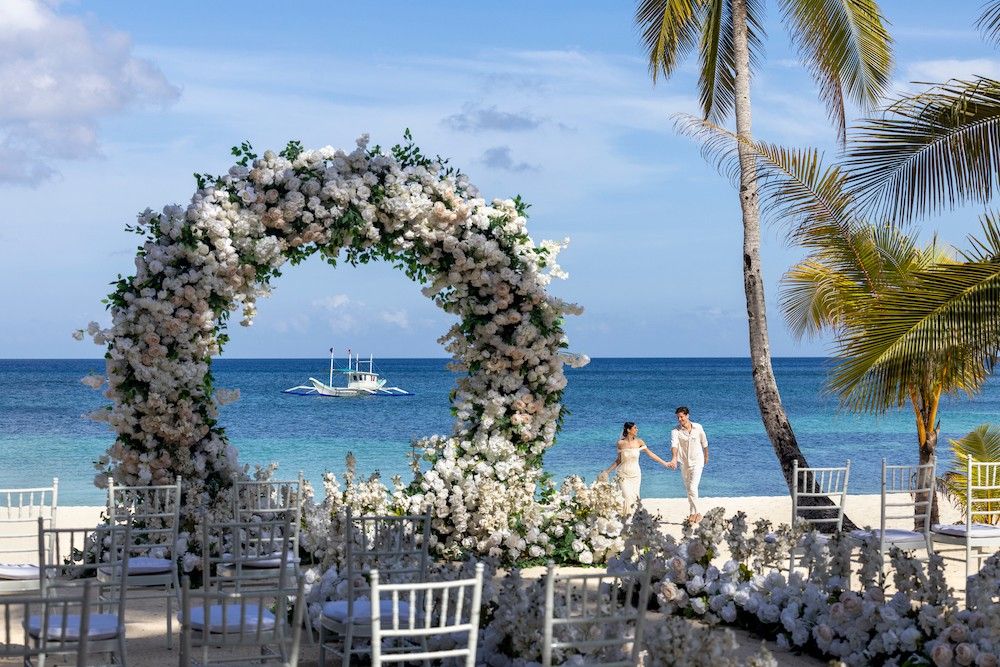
left=81, top=133, right=622, bottom=564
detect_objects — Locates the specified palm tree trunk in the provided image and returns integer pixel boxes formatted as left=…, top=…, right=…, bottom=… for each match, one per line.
left=730, top=0, right=856, bottom=531
left=912, top=388, right=942, bottom=528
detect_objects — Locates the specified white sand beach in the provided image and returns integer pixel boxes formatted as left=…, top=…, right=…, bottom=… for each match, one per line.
left=1, top=493, right=964, bottom=666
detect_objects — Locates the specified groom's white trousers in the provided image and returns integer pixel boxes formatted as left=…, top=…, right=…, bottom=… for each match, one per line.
left=681, top=459, right=704, bottom=515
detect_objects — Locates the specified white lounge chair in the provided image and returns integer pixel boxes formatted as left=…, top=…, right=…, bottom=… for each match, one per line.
left=542, top=562, right=652, bottom=667
left=932, top=458, right=1000, bottom=603
left=0, top=478, right=58, bottom=593
left=369, top=563, right=485, bottom=667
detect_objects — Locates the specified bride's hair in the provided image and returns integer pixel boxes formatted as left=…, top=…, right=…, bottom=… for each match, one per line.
left=622, top=421, right=636, bottom=438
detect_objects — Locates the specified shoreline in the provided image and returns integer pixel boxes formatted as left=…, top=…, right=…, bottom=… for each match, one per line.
left=49, top=492, right=963, bottom=528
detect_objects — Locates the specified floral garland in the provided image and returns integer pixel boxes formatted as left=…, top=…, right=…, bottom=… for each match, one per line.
left=80, top=134, right=617, bottom=563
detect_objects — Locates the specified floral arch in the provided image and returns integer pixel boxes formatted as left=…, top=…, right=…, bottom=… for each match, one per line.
left=82, top=134, right=615, bottom=563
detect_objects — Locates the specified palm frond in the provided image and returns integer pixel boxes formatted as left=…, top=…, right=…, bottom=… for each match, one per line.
left=781, top=260, right=865, bottom=338
left=673, top=114, right=894, bottom=297
left=830, top=261, right=1000, bottom=412
left=977, top=1, right=1000, bottom=48
left=779, top=0, right=893, bottom=142
left=961, top=211, right=1000, bottom=262
left=942, top=424, right=1000, bottom=524
left=636, top=0, right=705, bottom=82
left=845, top=77, right=1000, bottom=222
left=697, top=0, right=766, bottom=121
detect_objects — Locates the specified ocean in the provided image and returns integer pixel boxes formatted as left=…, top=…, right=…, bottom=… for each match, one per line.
left=1, top=358, right=997, bottom=505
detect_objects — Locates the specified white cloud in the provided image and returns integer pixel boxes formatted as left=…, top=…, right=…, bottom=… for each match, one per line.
left=270, top=314, right=310, bottom=334
left=379, top=309, right=410, bottom=329
left=312, top=294, right=352, bottom=310
left=327, top=314, right=359, bottom=333
left=905, top=58, right=1000, bottom=83
left=481, top=146, right=536, bottom=172
left=0, top=0, right=179, bottom=185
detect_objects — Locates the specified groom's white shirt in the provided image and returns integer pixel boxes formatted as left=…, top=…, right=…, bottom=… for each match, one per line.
left=671, top=422, right=708, bottom=465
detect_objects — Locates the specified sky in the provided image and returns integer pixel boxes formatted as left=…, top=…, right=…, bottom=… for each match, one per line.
left=1, top=0, right=998, bottom=358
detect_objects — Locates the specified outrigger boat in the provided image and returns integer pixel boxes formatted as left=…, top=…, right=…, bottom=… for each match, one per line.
left=283, top=348, right=413, bottom=397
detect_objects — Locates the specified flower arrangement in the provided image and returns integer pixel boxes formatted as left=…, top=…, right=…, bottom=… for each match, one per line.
left=78, top=133, right=615, bottom=564
left=609, top=506, right=1000, bottom=666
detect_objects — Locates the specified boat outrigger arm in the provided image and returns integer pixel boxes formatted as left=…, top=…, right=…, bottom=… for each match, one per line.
left=283, top=348, right=413, bottom=397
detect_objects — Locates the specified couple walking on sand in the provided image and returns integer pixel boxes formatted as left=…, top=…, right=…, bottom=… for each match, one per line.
left=602, top=406, right=709, bottom=524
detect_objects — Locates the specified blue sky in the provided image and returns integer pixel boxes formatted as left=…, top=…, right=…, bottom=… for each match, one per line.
left=1, top=0, right=997, bottom=358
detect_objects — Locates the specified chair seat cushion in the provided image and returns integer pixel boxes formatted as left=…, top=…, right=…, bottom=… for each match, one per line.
left=220, top=552, right=300, bottom=569
left=322, top=598, right=412, bottom=624
left=181, top=604, right=276, bottom=632
left=128, top=556, right=174, bottom=574
left=0, top=564, right=38, bottom=580
left=27, top=613, right=120, bottom=641
left=932, top=523, right=1000, bottom=538
left=849, top=528, right=926, bottom=542
left=100, top=556, right=174, bottom=577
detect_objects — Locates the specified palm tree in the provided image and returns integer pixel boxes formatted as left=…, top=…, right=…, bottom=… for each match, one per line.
left=675, top=117, right=990, bottom=526
left=636, top=0, right=893, bottom=501
left=782, top=217, right=961, bottom=526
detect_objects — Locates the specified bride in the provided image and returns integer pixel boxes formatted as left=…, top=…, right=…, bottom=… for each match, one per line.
left=602, top=421, right=674, bottom=515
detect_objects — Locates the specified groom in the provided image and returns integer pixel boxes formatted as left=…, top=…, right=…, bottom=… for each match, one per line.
left=667, top=406, right=709, bottom=523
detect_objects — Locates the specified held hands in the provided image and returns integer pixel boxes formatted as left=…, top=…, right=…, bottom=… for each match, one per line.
left=664, top=460, right=678, bottom=470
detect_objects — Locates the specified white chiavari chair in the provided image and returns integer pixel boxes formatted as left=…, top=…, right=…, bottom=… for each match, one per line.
left=788, top=460, right=851, bottom=571
left=2, top=578, right=93, bottom=667
left=179, top=573, right=305, bottom=666
left=369, top=563, right=484, bottom=667
left=932, top=458, right=1000, bottom=603
left=542, top=562, right=652, bottom=667
left=0, top=478, right=58, bottom=593
left=847, top=460, right=936, bottom=579
left=202, top=516, right=294, bottom=593
left=319, top=508, right=431, bottom=667
left=37, top=518, right=131, bottom=665
left=106, top=475, right=182, bottom=647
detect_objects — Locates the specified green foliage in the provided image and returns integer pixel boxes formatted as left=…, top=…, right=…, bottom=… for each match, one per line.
left=279, top=140, right=304, bottom=161
left=943, top=424, right=1000, bottom=524
left=231, top=140, right=258, bottom=167
left=636, top=0, right=891, bottom=135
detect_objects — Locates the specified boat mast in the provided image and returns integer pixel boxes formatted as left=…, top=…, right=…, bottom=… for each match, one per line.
left=329, top=347, right=334, bottom=386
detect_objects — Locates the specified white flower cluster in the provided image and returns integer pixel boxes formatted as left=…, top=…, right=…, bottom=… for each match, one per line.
left=79, top=135, right=606, bottom=563
left=610, top=507, right=1000, bottom=666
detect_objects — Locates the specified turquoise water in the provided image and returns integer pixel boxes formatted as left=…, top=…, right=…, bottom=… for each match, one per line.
left=1, top=358, right=997, bottom=504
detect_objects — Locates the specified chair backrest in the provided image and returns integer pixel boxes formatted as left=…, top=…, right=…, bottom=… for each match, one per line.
left=542, top=563, right=652, bottom=667
left=233, top=473, right=303, bottom=556
left=0, top=479, right=58, bottom=568
left=37, top=519, right=130, bottom=633
left=880, top=460, right=936, bottom=533
left=108, top=476, right=182, bottom=563
left=966, top=459, right=1000, bottom=528
left=792, top=460, right=851, bottom=531
left=0, top=579, right=93, bottom=666
left=179, top=573, right=305, bottom=667
left=342, top=508, right=430, bottom=582
left=369, top=563, right=484, bottom=667
left=340, top=509, right=431, bottom=618
left=200, top=516, right=293, bottom=591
